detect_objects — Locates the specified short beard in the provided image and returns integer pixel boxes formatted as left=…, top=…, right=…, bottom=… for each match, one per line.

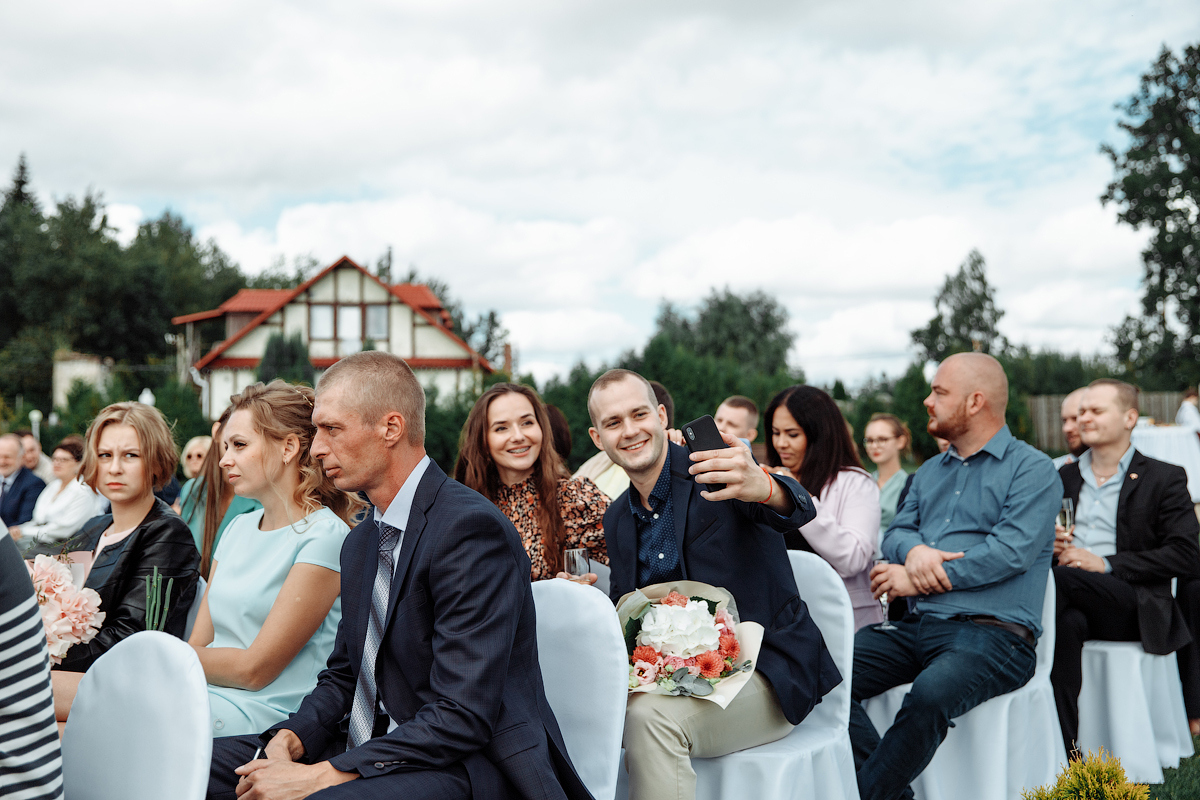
left=927, top=400, right=970, bottom=443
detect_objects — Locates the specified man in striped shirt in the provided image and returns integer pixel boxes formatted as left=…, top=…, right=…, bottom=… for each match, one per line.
left=0, top=534, right=63, bottom=799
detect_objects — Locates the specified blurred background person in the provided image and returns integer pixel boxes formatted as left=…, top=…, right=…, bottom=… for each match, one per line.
left=766, top=385, right=882, bottom=628
left=863, top=413, right=912, bottom=532
left=1054, top=387, right=1088, bottom=468
left=574, top=380, right=674, bottom=500
left=180, top=408, right=261, bottom=579
left=182, top=435, right=212, bottom=480
left=52, top=402, right=200, bottom=725
left=0, top=433, right=45, bottom=528
left=188, top=381, right=362, bottom=737
left=456, top=383, right=609, bottom=581
left=545, top=404, right=573, bottom=463
left=16, top=430, right=54, bottom=484
left=715, top=395, right=759, bottom=445
left=9, top=436, right=99, bottom=557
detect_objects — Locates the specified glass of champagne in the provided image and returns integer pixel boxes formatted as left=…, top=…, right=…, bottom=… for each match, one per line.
left=563, top=548, right=590, bottom=583
left=873, top=558, right=899, bottom=631
left=1057, top=499, right=1074, bottom=536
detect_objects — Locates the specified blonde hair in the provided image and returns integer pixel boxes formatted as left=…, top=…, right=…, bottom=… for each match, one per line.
left=81, top=402, right=178, bottom=493
left=226, top=380, right=366, bottom=526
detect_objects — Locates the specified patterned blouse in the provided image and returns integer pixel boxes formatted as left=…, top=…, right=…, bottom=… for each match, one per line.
left=495, top=476, right=611, bottom=581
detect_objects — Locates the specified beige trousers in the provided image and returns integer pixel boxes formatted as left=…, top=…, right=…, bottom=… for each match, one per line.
left=622, top=671, right=794, bottom=800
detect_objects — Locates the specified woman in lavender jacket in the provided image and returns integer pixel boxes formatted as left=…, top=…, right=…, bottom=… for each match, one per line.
left=765, top=385, right=883, bottom=629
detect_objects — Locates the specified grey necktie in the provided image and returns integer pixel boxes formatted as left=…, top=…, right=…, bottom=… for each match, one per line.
left=347, top=522, right=401, bottom=750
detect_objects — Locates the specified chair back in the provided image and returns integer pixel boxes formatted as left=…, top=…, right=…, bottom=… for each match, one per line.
left=788, top=551, right=853, bottom=728
left=61, top=630, right=211, bottom=800
left=1034, top=570, right=1055, bottom=677
left=532, top=579, right=626, bottom=800
left=184, top=576, right=206, bottom=640
left=591, top=561, right=611, bottom=597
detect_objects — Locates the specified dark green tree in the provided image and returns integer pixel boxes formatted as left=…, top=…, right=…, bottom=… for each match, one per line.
left=257, top=332, right=315, bottom=386
left=911, top=250, right=1007, bottom=362
left=0, top=155, right=48, bottom=349
left=1103, top=43, right=1200, bottom=390
left=657, top=288, right=796, bottom=376
left=891, top=362, right=938, bottom=460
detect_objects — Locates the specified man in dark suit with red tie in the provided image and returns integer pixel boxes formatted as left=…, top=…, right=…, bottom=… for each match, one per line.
left=207, top=351, right=591, bottom=800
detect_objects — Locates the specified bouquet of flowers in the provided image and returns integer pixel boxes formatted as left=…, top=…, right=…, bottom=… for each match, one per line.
left=616, top=580, right=763, bottom=708
left=27, top=554, right=105, bottom=664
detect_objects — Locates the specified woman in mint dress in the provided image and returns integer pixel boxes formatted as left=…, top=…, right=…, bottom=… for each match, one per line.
left=863, top=413, right=911, bottom=531
left=187, top=381, right=365, bottom=737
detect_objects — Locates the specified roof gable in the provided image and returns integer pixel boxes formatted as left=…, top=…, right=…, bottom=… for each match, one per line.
left=184, top=256, right=491, bottom=373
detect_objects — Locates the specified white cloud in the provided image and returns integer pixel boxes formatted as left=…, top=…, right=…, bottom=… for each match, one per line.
left=0, top=0, right=1195, bottom=388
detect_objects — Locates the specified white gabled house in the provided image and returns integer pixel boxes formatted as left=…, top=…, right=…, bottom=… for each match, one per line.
left=173, top=256, right=493, bottom=418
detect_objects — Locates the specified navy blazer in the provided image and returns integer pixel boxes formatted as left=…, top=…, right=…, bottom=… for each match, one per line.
left=604, top=443, right=842, bottom=725
left=269, top=461, right=591, bottom=800
left=1, top=467, right=45, bottom=527
left=1060, top=451, right=1200, bottom=654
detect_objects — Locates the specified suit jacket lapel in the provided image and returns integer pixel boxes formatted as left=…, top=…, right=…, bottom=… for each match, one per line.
left=668, top=444, right=693, bottom=578
left=1116, top=451, right=1147, bottom=551
left=385, top=462, right=447, bottom=619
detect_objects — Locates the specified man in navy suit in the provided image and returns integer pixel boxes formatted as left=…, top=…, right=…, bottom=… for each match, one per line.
left=0, top=434, right=45, bottom=528
left=584, top=369, right=840, bottom=800
left=207, top=352, right=591, bottom=800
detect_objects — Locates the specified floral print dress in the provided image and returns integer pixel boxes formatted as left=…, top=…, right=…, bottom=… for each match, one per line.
left=495, top=476, right=610, bottom=581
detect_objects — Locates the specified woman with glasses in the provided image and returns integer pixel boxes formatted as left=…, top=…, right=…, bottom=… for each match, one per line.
left=863, top=413, right=912, bottom=531
left=765, top=385, right=882, bottom=629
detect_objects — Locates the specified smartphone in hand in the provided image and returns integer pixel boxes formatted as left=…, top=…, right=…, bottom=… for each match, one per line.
left=682, top=415, right=730, bottom=492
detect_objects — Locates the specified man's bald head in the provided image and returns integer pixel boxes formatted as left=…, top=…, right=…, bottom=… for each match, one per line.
left=925, top=353, right=1009, bottom=451
left=940, top=353, right=1009, bottom=413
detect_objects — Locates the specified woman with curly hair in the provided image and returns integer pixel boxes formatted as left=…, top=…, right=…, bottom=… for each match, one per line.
left=188, top=380, right=366, bottom=736
left=766, top=385, right=882, bottom=629
left=455, top=383, right=609, bottom=581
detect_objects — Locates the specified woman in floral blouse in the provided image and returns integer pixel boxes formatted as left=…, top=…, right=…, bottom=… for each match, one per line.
left=455, top=383, right=609, bottom=581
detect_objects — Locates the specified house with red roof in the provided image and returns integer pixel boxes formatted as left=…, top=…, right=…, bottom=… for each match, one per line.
left=172, top=256, right=493, bottom=418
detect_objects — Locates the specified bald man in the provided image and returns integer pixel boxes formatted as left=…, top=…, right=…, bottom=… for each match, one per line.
left=848, top=353, right=1062, bottom=800
left=1052, top=388, right=1088, bottom=469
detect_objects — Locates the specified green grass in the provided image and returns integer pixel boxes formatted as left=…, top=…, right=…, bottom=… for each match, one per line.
left=1147, top=735, right=1200, bottom=799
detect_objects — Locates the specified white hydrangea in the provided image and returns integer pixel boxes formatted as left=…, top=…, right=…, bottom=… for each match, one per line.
left=636, top=599, right=720, bottom=658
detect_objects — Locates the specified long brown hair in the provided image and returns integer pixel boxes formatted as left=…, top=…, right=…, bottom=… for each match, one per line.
left=225, top=380, right=366, bottom=527
left=185, top=406, right=232, bottom=580
left=765, top=385, right=863, bottom=497
left=454, top=383, right=570, bottom=573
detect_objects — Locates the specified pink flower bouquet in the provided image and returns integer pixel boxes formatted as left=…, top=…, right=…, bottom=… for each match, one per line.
left=616, top=581, right=763, bottom=708
left=27, top=555, right=105, bottom=664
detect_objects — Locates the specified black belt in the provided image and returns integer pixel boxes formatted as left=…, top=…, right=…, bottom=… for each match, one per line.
left=953, top=614, right=1035, bottom=646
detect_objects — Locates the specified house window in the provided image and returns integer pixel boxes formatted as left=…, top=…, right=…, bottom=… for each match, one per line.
left=310, top=305, right=334, bottom=339
left=337, top=306, right=362, bottom=341
left=366, top=305, right=388, bottom=340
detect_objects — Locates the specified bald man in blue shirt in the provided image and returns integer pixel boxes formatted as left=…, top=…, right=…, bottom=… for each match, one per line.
left=848, top=353, right=1062, bottom=800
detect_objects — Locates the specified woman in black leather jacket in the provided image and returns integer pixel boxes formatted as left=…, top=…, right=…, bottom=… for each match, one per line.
left=51, top=403, right=200, bottom=721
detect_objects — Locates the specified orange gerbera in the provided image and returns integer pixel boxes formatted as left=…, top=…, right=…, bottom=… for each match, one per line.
left=661, top=591, right=689, bottom=607
left=695, top=650, right=724, bottom=679
left=631, top=645, right=660, bottom=665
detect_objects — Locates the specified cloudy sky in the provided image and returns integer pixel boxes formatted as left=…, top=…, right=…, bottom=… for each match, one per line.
left=3, top=1, right=1197, bottom=386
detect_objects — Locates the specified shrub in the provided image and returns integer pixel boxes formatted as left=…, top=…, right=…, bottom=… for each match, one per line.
left=1023, top=749, right=1148, bottom=800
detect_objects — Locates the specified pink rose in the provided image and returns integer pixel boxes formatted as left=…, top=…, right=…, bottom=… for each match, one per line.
left=634, top=660, right=660, bottom=685
left=714, top=608, right=736, bottom=633
left=663, top=655, right=687, bottom=673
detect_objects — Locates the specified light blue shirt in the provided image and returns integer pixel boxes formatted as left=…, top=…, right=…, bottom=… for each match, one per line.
left=883, top=426, right=1062, bottom=637
left=374, top=455, right=432, bottom=574
left=1074, top=445, right=1135, bottom=568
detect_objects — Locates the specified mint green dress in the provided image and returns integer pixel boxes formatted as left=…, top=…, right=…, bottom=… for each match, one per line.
left=179, top=479, right=261, bottom=572
left=205, top=507, right=349, bottom=736
left=873, top=469, right=909, bottom=532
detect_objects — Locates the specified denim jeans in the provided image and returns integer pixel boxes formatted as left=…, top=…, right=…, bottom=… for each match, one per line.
left=848, top=614, right=1038, bottom=800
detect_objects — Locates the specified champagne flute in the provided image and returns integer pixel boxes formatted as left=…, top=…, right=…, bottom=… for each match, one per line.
left=1057, top=499, right=1074, bottom=537
left=563, top=548, right=590, bottom=583
left=873, top=558, right=899, bottom=631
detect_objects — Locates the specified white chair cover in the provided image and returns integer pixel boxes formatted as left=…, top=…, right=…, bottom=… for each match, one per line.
left=864, top=572, right=1065, bottom=800
left=685, top=551, right=860, bottom=800
left=61, top=630, right=212, bottom=800
left=184, top=576, right=206, bottom=640
left=532, top=579, right=627, bottom=800
left=1077, top=641, right=1194, bottom=784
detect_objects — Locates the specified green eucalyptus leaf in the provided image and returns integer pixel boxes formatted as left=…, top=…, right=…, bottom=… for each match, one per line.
left=689, top=680, right=714, bottom=696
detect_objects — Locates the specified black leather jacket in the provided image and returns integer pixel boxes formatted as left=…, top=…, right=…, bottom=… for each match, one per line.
left=55, top=498, right=200, bottom=672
